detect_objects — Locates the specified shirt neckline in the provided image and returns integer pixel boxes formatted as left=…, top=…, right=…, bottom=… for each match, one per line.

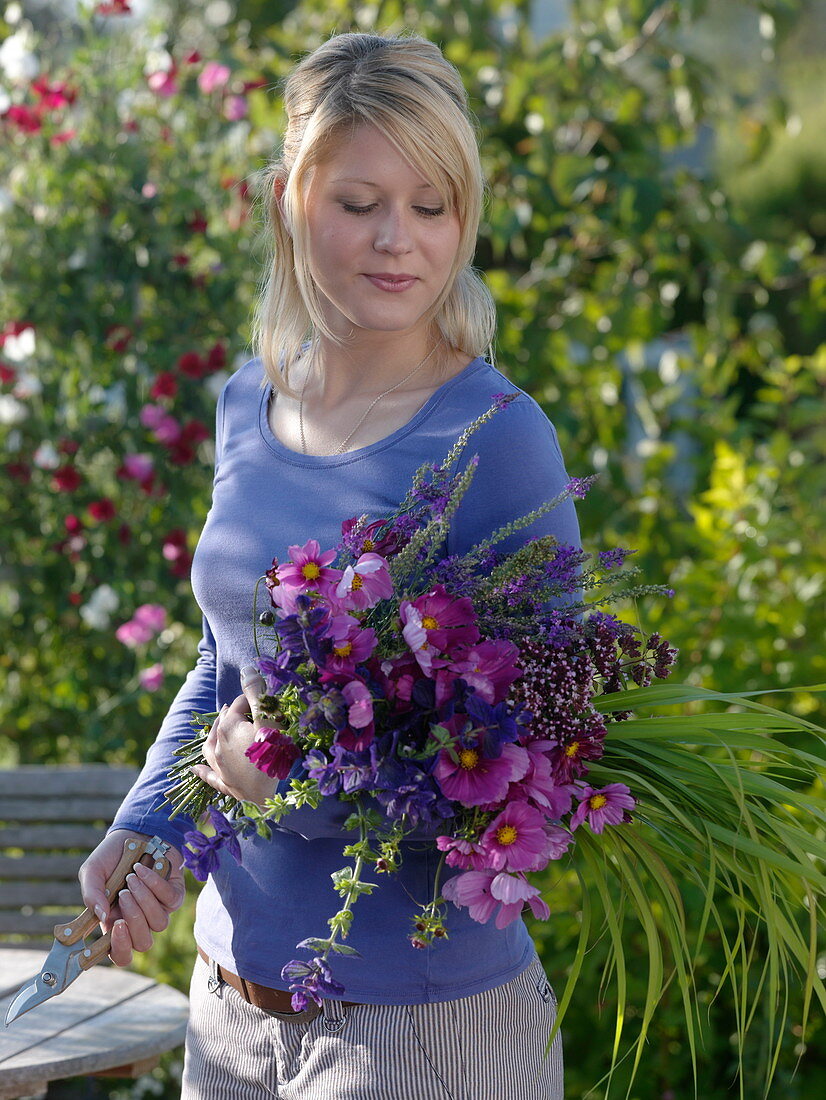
left=257, top=355, right=488, bottom=467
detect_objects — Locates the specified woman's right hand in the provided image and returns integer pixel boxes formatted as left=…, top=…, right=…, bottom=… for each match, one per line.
left=78, top=829, right=186, bottom=967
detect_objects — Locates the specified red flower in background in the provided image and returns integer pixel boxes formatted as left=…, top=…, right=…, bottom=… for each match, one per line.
left=0, top=363, right=16, bottom=385
left=105, top=325, right=133, bottom=353
left=31, top=79, right=77, bottom=111
left=88, top=498, right=116, bottom=522
left=4, top=106, right=42, bottom=134
left=6, top=463, right=31, bottom=483
left=178, top=351, right=207, bottom=379
left=95, top=1, right=133, bottom=13
left=52, top=465, right=82, bottom=492
left=162, top=529, right=191, bottom=578
left=150, top=371, right=178, bottom=399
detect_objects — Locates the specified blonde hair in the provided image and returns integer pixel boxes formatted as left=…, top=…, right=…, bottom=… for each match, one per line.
left=250, top=31, right=496, bottom=395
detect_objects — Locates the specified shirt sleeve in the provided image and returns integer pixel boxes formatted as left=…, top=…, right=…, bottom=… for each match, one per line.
left=446, top=392, right=582, bottom=589
left=108, top=385, right=229, bottom=849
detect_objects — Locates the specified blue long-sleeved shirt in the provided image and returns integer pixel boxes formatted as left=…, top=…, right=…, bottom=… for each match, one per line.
left=110, top=354, right=581, bottom=1003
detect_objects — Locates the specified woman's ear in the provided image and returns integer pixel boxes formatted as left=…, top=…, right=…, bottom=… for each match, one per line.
left=273, top=176, right=292, bottom=238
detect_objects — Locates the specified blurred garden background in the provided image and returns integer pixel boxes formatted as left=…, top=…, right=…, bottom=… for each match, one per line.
left=1, top=0, right=824, bottom=1096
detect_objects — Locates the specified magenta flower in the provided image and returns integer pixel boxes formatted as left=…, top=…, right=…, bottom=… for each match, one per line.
left=442, top=869, right=549, bottom=929
left=334, top=552, right=393, bottom=610
left=324, top=614, right=377, bottom=673
left=138, top=663, right=164, bottom=692
left=433, top=741, right=529, bottom=807
left=442, top=639, right=521, bottom=705
left=399, top=603, right=438, bottom=674
left=245, top=726, right=300, bottom=780
left=276, top=539, right=341, bottom=595
left=480, top=801, right=571, bottom=873
left=400, top=585, right=479, bottom=657
left=116, top=619, right=153, bottom=647
left=570, top=783, right=636, bottom=834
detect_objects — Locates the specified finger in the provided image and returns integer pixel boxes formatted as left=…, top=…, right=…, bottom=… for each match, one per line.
left=191, top=762, right=235, bottom=798
left=116, top=887, right=154, bottom=953
left=131, top=860, right=185, bottom=912
left=109, top=919, right=134, bottom=967
left=240, top=665, right=266, bottom=721
left=204, top=704, right=228, bottom=753
left=123, top=870, right=171, bottom=932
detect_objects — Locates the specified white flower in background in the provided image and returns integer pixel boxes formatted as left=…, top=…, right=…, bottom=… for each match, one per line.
left=0, top=86, right=11, bottom=116
left=79, top=585, right=119, bottom=630
left=2, top=324, right=35, bottom=362
left=0, top=395, right=27, bottom=424
left=33, top=441, right=59, bottom=469
left=5, top=4, right=24, bottom=27
left=12, top=372, right=42, bottom=399
left=0, top=27, right=39, bottom=85
left=205, top=371, right=229, bottom=399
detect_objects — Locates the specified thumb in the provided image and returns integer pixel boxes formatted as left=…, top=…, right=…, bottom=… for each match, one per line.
left=240, top=664, right=266, bottom=721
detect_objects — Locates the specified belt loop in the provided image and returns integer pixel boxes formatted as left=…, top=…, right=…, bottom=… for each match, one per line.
left=322, top=998, right=347, bottom=1033
left=207, top=956, right=222, bottom=996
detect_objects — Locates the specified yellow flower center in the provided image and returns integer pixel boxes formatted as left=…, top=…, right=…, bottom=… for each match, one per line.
left=458, top=748, right=479, bottom=770
left=495, top=825, right=519, bottom=846
left=351, top=574, right=364, bottom=590
left=589, top=794, right=607, bottom=810
left=422, top=615, right=439, bottom=630
left=564, top=741, right=580, bottom=758
left=333, top=642, right=353, bottom=658
left=362, top=539, right=374, bottom=551
left=301, top=562, right=321, bottom=581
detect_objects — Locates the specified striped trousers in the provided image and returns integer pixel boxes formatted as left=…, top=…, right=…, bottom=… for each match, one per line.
left=182, top=952, right=564, bottom=1099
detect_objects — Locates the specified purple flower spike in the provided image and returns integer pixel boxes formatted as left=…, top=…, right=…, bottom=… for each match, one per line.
left=281, top=955, right=346, bottom=1009
left=182, top=807, right=241, bottom=881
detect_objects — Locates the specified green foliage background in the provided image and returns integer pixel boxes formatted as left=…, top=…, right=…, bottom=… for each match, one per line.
left=1, top=0, right=824, bottom=1096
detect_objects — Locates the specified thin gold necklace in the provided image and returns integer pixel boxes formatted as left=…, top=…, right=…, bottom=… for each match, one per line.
left=298, top=339, right=444, bottom=456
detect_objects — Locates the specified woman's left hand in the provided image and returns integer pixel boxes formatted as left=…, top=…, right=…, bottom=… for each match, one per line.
left=191, top=671, right=275, bottom=806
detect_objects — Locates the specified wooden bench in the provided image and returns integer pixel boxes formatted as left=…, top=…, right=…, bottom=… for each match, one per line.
left=0, top=765, right=189, bottom=1099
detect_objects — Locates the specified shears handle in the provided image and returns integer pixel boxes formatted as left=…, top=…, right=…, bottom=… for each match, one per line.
left=52, top=835, right=172, bottom=970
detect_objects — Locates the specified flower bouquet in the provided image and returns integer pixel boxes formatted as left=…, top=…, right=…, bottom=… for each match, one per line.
left=161, top=394, right=826, bottom=1091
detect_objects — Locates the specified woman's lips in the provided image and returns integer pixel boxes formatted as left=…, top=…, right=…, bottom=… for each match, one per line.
left=364, top=274, right=418, bottom=292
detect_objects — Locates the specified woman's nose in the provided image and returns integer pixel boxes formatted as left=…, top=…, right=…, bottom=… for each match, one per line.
left=373, top=209, right=414, bottom=254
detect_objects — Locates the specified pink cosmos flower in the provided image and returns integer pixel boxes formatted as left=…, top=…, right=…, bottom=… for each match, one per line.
left=198, top=61, right=231, bottom=94
left=435, top=835, right=489, bottom=871
left=399, top=603, right=438, bottom=674
left=510, top=740, right=574, bottom=818
left=138, top=663, right=164, bottom=692
left=246, top=726, right=300, bottom=779
left=276, top=540, right=341, bottom=595
left=570, top=783, right=636, bottom=834
left=480, top=802, right=572, bottom=873
left=399, top=586, right=479, bottom=656
left=334, top=553, right=393, bottom=611
left=442, top=869, right=550, bottom=929
left=434, top=740, right=529, bottom=807
left=341, top=680, right=373, bottom=730
left=441, top=639, right=521, bottom=705
left=324, top=615, right=378, bottom=673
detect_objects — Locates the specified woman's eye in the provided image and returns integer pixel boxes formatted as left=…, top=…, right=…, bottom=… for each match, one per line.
left=340, top=203, right=446, bottom=217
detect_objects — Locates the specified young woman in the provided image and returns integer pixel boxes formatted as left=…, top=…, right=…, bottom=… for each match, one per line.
left=80, top=31, right=580, bottom=1099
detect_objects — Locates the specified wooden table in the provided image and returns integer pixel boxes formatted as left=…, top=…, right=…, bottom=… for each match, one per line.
left=0, top=949, right=189, bottom=1100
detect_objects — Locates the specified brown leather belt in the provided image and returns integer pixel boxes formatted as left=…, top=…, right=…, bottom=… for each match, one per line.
left=197, top=946, right=358, bottom=1014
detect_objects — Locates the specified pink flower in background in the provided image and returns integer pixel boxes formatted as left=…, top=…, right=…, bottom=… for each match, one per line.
left=147, top=67, right=178, bottom=97
left=570, top=783, right=636, bottom=834
left=138, top=664, right=164, bottom=692
left=442, top=869, right=550, bottom=930
left=198, top=61, right=231, bottom=94
left=489, top=871, right=550, bottom=927
left=134, top=604, right=167, bottom=633
left=223, top=96, right=247, bottom=121
left=435, top=835, right=488, bottom=871
left=334, top=553, right=393, bottom=610
left=120, top=453, right=154, bottom=481
left=116, top=619, right=151, bottom=646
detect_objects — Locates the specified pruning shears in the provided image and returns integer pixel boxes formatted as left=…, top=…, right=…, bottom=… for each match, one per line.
left=4, top=835, right=172, bottom=1027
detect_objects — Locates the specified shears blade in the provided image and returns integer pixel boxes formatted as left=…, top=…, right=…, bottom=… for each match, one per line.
left=4, top=940, right=83, bottom=1026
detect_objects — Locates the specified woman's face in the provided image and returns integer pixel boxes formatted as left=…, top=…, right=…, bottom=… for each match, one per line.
left=297, top=123, right=462, bottom=341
